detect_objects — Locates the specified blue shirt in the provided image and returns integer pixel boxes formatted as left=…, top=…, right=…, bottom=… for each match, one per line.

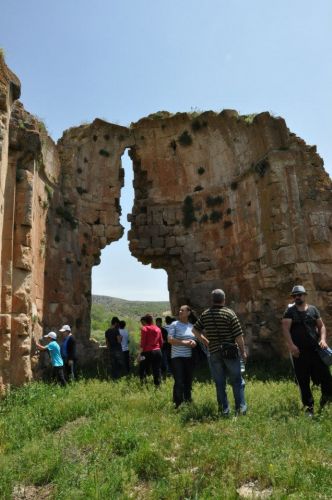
left=168, top=321, right=195, bottom=358
left=46, top=341, right=64, bottom=367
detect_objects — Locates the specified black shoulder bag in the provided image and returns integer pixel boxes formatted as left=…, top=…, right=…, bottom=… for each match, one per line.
left=292, top=306, right=332, bottom=367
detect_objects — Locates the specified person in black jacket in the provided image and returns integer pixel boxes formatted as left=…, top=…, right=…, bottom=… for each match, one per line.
left=59, top=324, right=77, bottom=381
left=105, top=317, right=123, bottom=379
left=282, top=285, right=332, bottom=416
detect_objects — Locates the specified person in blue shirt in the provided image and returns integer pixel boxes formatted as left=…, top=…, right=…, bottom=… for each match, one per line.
left=36, top=332, right=67, bottom=386
left=168, top=305, right=197, bottom=408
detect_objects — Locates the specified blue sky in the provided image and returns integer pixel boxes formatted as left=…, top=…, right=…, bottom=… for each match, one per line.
left=1, top=0, right=331, bottom=300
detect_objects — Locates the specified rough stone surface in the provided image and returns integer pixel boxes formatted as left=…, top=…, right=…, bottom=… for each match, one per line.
left=128, top=111, right=332, bottom=358
left=1, top=58, right=332, bottom=391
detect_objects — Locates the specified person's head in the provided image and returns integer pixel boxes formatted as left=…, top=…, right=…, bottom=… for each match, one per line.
left=44, top=331, right=57, bottom=343
left=156, top=317, right=162, bottom=327
left=179, top=305, right=191, bottom=323
left=59, top=324, right=71, bottom=336
left=119, top=320, right=126, bottom=329
left=165, top=315, right=173, bottom=325
left=143, top=313, right=153, bottom=325
left=140, top=316, right=147, bottom=326
left=290, top=285, right=307, bottom=306
left=211, top=289, right=225, bottom=305
left=111, top=316, right=120, bottom=327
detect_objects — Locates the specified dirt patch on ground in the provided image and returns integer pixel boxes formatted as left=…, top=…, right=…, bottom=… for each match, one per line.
left=237, top=481, right=273, bottom=498
left=12, top=484, right=53, bottom=500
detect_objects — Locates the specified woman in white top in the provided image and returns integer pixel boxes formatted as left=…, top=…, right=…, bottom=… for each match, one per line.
left=168, top=305, right=197, bottom=408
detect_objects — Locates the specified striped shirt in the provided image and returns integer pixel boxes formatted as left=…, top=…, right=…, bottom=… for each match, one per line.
left=168, top=321, right=195, bottom=359
left=193, top=306, right=243, bottom=354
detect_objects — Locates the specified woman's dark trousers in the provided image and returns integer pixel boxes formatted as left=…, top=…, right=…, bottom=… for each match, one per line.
left=172, top=357, right=193, bottom=408
left=142, top=349, right=162, bottom=386
left=293, top=350, right=332, bottom=408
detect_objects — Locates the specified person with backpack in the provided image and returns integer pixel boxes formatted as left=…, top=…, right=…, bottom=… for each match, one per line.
left=282, top=285, right=332, bottom=416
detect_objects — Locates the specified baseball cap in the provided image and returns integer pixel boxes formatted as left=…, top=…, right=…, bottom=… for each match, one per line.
left=44, top=331, right=57, bottom=340
left=59, top=324, right=71, bottom=332
left=291, top=285, right=307, bottom=296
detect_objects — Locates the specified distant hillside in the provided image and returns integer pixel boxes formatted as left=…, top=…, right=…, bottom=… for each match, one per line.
left=92, top=295, right=171, bottom=319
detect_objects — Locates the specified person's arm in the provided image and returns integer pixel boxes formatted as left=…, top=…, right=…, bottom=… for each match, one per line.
left=282, top=318, right=300, bottom=357
left=158, top=329, right=163, bottom=349
left=167, top=323, right=196, bottom=348
left=168, top=336, right=196, bottom=347
left=192, top=326, right=209, bottom=347
left=105, top=330, right=110, bottom=349
left=140, top=328, right=146, bottom=353
left=235, top=335, right=247, bottom=362
left=117, top=334, right=122, bottom=344
left=317, top=318, right=328, bottom=348
left=35, top=341, right=47, bottom=351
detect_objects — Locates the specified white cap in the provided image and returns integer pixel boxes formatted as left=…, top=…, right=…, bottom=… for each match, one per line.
left=59, top=324, right=71, bottom=332
left=44, top=331, right=57, bottom=340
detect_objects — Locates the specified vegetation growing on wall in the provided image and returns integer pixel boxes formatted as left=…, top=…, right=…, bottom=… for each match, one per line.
left=182, top=195, right=197, bottom=228
left=206, top=195, right=224, bottom=207
left=178, top=131, right=193, bottom=146
left=55, top=206, right=78, bottom=229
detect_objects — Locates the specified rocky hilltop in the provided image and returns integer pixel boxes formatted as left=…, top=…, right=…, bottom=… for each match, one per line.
left=1, top=55, right=331, bottom=391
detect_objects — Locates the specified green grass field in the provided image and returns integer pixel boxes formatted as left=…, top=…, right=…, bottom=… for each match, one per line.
left=1, top=367, right=332, bottom=499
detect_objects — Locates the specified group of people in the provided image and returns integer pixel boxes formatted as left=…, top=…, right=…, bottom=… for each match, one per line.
left=104, top=318, right=130, bottom=378
left=39, top=284, right=332, bottom=417
left=36, top=324, right=77, bottom=386
left=104, top=289, right=247, bottom=414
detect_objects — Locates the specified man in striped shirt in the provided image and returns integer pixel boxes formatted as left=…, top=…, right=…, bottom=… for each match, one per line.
left=193, top=289, right=247, bottom=415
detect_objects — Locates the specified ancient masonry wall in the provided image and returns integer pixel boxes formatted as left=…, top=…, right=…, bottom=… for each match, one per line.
left=1, top=56, right=332, bottom=390
left=129, top=111, right=332, bottom=357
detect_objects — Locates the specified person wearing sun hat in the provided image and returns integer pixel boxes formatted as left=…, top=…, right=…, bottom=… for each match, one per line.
left=59, top=324, right=77, bottom=381
left=36, top=332, right=67, bottom=386
left=282, top=285, right=332, bottom=416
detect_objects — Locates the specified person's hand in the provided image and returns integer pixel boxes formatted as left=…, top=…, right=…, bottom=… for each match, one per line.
left=187, top=339, right=196, bottom=348
left=289, top=344, right=300, bottom=358
left=319, top=339, right=328, bottom=349
left=200, top=335, right=209, bottom=347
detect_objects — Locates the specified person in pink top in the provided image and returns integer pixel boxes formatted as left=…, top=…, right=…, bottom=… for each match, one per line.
left=138, top=313, right=163, bottom=386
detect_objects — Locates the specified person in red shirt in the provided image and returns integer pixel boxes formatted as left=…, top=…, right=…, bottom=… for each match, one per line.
left=138, top=314, right=163, bottom=386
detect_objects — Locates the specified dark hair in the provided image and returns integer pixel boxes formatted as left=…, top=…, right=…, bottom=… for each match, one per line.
left=189, top=310, right=197, bottom=324
left=111, top=316, right=120, bottom=326
left=156, top=317, right=162, bottom=323
left=144, top=313, right=153, bottom=325
left=140, top=316, right=147, bottom=325
left=165, top=315, right=173, bottom=325
left=119, top=320, right=126, bottom=328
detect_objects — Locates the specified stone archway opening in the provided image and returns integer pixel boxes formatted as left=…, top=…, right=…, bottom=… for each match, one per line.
left=90, top=148, right=169, bottom=343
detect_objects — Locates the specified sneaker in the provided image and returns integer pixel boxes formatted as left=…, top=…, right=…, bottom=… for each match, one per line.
left=235, top=406, right=247, bottom=416
left=218, top=407, right=230, bottom=417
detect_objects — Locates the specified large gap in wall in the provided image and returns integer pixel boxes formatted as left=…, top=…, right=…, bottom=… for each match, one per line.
left=92, top=149, right=169, bottom=302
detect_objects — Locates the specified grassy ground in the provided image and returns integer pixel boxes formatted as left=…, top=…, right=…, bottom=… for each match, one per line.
left=0, top=369, right=332, bottom=499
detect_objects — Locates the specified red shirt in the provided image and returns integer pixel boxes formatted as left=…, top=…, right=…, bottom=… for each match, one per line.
left=140, top=325, right=163, bottom=352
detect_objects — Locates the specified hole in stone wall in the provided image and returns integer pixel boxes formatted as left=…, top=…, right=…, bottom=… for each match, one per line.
left=91, top=149, right=169, bottom=302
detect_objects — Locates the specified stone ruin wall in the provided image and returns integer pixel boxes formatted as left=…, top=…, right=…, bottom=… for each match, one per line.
left=1, top=55, right=332, bottom=391
left=129, top=111, right=332, bottom=357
